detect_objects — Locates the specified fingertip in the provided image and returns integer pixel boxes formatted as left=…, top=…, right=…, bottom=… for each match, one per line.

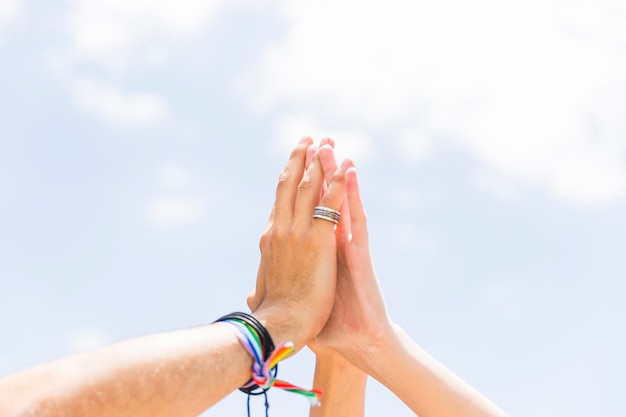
left=299, top=136, right=314, bottom=145
left=317, top=144, right=337, bottom=170
left=345, top=167, right=359, bottom=197
left=320, top=137, right=335, bottom=148
left=345, top=166, right=358, bottom=183
left=305, top=144, right=318, bottom=169
left=331, top=159, right=355, bottom=183
left=340, top=158, right=355, bottom=171
left=318, top=143, right=334, bottom=155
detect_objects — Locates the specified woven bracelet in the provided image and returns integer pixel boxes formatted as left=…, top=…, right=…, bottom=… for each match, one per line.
left=214, top=312, right=322, bottom=408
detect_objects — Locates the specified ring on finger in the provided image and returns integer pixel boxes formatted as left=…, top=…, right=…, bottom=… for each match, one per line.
left=313, top=206, right=341, bottom=224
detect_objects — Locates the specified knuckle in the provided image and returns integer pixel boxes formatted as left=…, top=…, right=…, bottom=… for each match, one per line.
left=276, top=171, right=291, bottom=190
left=270, top=226, right=289, bottom=243
left=331, top=169, right=346, bottom=183
left=297, top=175, right=312, bottom=192
left=287, top=228, right=304, bottom=245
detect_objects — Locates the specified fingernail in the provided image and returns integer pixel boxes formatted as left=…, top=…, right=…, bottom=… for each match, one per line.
left=299, top=136, right=312, bottom=145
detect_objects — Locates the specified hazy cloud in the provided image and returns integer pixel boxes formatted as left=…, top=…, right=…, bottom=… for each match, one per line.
left=67, top=0, right=229, bottom=66
left=147, top=197, right=203, bottom=227
left=247, top=0, right=626, bottom=205
left=0, top=0, right=19, bottom=23
left=273, top=114, right=373, bottom=163
left=74, top=78, right=167, bottom=125
left=61, top=0, right=236, bottom=124
left=472, top=169, right=522, bottom=204
left=398, top=129, right=431, bottom=161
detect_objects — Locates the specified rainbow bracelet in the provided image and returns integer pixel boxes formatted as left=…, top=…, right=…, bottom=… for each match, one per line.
left=215, top=313, right=322, bottom=408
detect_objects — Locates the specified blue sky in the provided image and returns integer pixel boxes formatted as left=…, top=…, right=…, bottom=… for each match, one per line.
left=1, top=0, right=626, bottom=416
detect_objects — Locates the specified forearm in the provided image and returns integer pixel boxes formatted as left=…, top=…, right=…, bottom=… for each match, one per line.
left=0, top=324, right=252, bottom=417
left=362, top=324, right=508, bottom=417
left=309, top=351, right=367, bottom=417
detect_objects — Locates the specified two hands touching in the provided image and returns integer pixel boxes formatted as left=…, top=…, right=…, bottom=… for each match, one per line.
left=247, top=136, right=389, bottom=360
left=247, top=137, right=509, bottom=417
left=0, top=137, right=508, bottom=417
left=246, top=136, right=388, bottom=415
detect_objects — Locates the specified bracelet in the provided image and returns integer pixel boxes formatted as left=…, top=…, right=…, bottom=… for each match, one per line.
left=214, top=312, right=322, bottom=408
left=215, top=312, right=276, bottom=394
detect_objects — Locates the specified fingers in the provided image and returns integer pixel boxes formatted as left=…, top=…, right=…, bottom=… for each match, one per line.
left=345, top=167, right=368, bottom=243
left=318, top=144, right=339, bottom=185
left=336, top=192, right=352, bottom=244
left=293, top=148, right=327, bottom=230
left=273, top=136, right=313, bottom=229
left=305, top=143, right=318, bottom=169
left=315, top=144, right=353, bottom=241
left=256, top=137, right=313, bottom=312
left=314, top=148, right=354, bottom=230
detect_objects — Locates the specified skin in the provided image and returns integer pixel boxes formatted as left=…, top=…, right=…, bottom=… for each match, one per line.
left=252, top=138, right=510, bottom=417
left=318, top=151, right=509, bottom=417
left=249, top=139, right=368, bottom=417
left=308, top=343, right=367, bottom=417
left=0, top=137, right=350, bottom=417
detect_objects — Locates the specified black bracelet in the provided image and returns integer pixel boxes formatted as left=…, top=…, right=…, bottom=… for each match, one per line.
left=214, top=312, right=278, bottom=394
left=216, top=312, right=276, bottom=359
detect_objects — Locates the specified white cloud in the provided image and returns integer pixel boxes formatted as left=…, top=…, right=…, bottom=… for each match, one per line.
left=0, top=0, right=19, bottom=23
left=74, top=78, right=167, bottom=125
left=274, top=113, right=373, bottom=163
left=398, top=129, right=431, bottom=161
left=62, top=0, right=237, bottom=124
left=148, top=197, right=203, bottom=227
left=246, top=0, right=626, bottom=205
left=67, top=329, right=109, bottom=353
left=67, top=0, right=229, bottom=66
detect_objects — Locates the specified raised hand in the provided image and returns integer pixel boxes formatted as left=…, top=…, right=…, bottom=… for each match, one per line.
left=312, top=141, right=509, bottom=417
left=248, top=138, right=354, bottom=349
left=310, top=144, right=394, bottom=368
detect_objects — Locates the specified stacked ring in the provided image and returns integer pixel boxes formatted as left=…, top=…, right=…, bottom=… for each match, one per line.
left=313, top=206, right=341, bottom=224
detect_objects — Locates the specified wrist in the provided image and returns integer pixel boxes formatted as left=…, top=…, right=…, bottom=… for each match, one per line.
left=349, top=322, right=400, bottom=376
left=252, top=306, right=306, bottom=351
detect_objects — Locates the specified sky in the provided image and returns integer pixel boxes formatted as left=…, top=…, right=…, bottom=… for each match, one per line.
left=1, top=0, right=626, bottom=415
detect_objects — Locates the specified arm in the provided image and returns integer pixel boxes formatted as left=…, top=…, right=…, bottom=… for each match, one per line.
left=361, top=324, right=507, bottom=417
left=307, top=138, right=367, bottom=417
left=0, top=324, right=253, bottom=417
left=247, top=139, right=366, bottom=415
left=0, top=137, right=349, bottom=417
left=309, top=346, right=367, bottom=417
left=314, top=162, right=509, bottom=417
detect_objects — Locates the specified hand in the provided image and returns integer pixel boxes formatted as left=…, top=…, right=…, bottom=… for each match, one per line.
left=314, top=150, right=394, bottom=370
left=248, top=138, right=353, bottom=350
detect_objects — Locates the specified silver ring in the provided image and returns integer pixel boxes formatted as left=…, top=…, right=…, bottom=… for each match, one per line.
left=313, top=206, right=341, bottom=224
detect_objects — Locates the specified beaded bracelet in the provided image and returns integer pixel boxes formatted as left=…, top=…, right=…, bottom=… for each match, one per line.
left=215, top=312, right=322, bottom=415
